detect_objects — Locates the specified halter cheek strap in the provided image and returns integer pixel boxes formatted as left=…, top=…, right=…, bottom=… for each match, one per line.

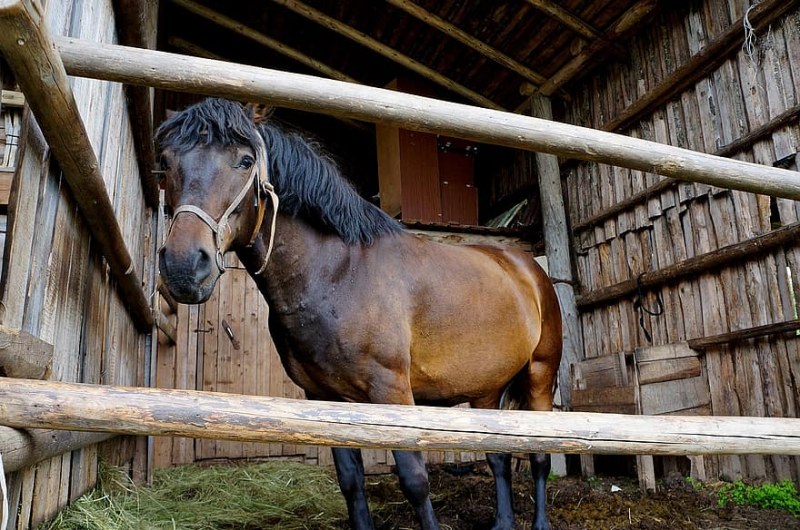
left=169, top=132, right=279, bottom=275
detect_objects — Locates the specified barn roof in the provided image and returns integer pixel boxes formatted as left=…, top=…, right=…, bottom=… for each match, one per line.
left=158, top=0, right=659, bottom=114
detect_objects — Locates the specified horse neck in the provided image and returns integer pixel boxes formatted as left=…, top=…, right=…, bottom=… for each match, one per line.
left=236, top=211, right=334, bottom=306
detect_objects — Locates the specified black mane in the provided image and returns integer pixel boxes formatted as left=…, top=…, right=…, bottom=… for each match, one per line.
left=156, top=98, right=401, bottom=245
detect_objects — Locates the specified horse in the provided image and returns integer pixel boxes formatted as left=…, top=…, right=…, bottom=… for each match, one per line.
left=156, top=97, right=563, bottom=530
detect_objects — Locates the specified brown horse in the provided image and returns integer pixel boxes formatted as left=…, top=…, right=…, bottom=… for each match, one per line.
left=157, top=98, right=563, bottom=530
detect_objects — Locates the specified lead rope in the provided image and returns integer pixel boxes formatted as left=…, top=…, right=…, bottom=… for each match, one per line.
left=1, top=453, right=8, bottom=530
left=252, top=133, right=278, bottom=276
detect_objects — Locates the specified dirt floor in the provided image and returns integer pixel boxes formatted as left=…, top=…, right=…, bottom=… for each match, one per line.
left=362, top=463, right=799, bottom=530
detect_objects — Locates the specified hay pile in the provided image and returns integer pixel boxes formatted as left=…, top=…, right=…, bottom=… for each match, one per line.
left=42, top=462, right=349, bottom=530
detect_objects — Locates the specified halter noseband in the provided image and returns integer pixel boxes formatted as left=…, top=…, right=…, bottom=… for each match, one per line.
left=169, top=133, right=279, bottom=275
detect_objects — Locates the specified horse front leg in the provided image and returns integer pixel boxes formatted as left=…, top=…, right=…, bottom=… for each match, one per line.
left=332, top=447, right=374, bottom=530
left=392, top=450, right=440, bottom=530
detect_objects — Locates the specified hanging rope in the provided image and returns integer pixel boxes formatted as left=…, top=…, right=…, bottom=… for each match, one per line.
left=1, top=453, right=8, bottom=530
left=632, top=273, right=664, bottom=343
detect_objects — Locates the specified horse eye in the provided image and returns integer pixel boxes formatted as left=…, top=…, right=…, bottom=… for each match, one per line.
left=236, top=155, right=255, bottom=169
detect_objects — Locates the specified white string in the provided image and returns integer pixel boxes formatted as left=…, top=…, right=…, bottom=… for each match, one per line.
left=742, top=4, right=758, bottom=65
left=0, top=453, right=9, bottom=530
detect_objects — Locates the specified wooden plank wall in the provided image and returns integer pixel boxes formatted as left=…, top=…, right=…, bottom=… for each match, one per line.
left=564, top=0, right=800, bottom=483
left=154, top=261, right=480, bottom=473
left=1, top=0, right=153, bottom=528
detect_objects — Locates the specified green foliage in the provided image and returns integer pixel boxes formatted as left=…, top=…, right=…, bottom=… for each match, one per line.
left=41, top=462, right=348, bottom=530
left=717, top=480, right=800, bottom=516
left=684, top=477, right=703, bottom=491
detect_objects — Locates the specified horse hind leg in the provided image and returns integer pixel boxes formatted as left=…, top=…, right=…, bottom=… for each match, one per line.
left=471, top=391, right=515, bottom=530
left=525, top=342, right=561, bottom=530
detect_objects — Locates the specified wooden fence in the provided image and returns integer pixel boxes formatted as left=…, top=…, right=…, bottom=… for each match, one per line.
left=563, top=0, right=800, bottom=484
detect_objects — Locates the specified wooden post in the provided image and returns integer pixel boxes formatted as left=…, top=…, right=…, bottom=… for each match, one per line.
left=1, top=377, right=800, bottom=456
left=55, top=37, right=800, bottom=200
left=530, top=95, right=582, bottom=410
left=111, top=0, right=159, bottom=209
left=532, top=94, right=584, bottom=477
left=0, top=0, right=153, bottom=331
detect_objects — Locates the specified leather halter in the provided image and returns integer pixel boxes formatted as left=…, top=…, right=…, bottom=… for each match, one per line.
left=169, top=133, right=279, bottom=275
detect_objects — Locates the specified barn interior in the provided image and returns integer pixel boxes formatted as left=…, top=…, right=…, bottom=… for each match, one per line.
left=0, top=0, right=799, bottom=528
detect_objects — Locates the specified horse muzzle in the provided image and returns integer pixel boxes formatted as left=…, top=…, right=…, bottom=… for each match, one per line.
left=158, top=242, right=220, bottom=304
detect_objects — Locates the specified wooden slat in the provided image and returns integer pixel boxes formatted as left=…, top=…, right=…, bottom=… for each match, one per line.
left=576, top=222, right=800, bottom=309
left=0, top=0, right=153, bottom=331
left=600, top=0, right=799, bottom=133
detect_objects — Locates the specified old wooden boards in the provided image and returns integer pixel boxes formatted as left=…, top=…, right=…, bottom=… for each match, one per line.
left=1, top=377, right=799, bottom=456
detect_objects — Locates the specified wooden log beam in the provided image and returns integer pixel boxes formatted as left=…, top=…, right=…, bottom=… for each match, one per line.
left=385, top=0, right=548, bottom=86
left=0, top=426, right=113, bottom=474
left=111, top=0, right=159, bottom=209
left=601, top=0, right=798, bottom=133
left=0, top=324, right=52, bottom=379
left=55, top=37, right=800, bottom=200
left=688, top=319, right=800, bottom=351
left=267, top=0, right=505, bottom=110
left=537, top=0, right=659, bottom=97
left=154, top=308, right=177, bottom=345
left=576, top=222, right=800, bottom=310
left=522, top=0, right=602, bottom=41
left=1, top=377, right=799, bottom=455
left=0, top=1, right=153, bottom=331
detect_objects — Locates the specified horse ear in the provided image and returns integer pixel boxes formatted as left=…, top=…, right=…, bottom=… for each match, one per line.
left=245, top=102, right=274, bottom=125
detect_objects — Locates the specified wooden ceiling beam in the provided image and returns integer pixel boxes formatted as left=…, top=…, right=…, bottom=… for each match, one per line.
left=385, top=0, right=547, bottom=86
left=537, top=0, right=659, bottom=97
left=172, top=0, right=358, bottom=84
left=523, top=0, right=602, bottom=41
left=268, top=0, right=505, bottom=110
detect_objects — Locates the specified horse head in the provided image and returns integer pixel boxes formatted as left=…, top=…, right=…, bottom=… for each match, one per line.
left=156, top=99, right=276, bottom=304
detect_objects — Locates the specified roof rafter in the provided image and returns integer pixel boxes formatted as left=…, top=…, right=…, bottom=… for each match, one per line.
left=537, top=0, right=659, bottom=96
left=172, top=0, right=358, bottom=84
left=385, top=0, right=547, bottom=86
left=269, top=0, right=505, bottom=110
left=523, top=0, right=602, bottom=41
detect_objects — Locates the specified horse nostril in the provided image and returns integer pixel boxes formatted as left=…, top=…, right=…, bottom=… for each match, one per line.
left=193, top=247, right=213, bottom=278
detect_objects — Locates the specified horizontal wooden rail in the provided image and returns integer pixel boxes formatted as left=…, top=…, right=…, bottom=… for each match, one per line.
left=0, top=0, right=153, bottom=331
left=572, top=101, right=800, bottom=233
left=54, top=37, right=800, bottom=200
left=0, top=426, right=113, bottom=473
left=576, top=222, right=800, bottom=310
left=688, top=318, right=800, bottom=351
left=1, top=378, right=799, bottom=455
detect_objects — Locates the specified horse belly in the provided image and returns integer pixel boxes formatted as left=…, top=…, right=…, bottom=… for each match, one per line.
left=409, top=315, right=536, bottom=405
